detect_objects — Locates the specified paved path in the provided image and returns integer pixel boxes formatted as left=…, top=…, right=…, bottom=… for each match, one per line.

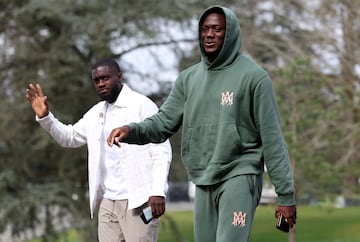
left=166, top=201, right=194, bottom=211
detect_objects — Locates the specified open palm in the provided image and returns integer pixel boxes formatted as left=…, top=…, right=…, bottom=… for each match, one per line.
left=26, top=83, right=49, bottom=118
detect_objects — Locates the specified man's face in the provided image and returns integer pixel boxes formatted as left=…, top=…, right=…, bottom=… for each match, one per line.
left=201, top=13, right=226, bottom=62
left=92, top=65, right=122, bottom=103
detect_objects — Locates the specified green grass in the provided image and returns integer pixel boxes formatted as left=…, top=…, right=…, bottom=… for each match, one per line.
left=159, top=211, right=194, bottom=242
left=252, top=205, right=360, bottom=242
left=159, top=205, right=360, bottom=242
left=27, top=229, right=83, bottom=242
left=28, top=205, right=360, bottom=242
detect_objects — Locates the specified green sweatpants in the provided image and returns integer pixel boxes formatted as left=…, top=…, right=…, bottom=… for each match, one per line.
left=194, top=174, right=263, bottom=242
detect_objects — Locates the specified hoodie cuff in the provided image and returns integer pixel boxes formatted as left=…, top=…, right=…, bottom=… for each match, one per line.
left=276, top=194, right=296, bottom=206
left=125, top=123, right=141, bottom=143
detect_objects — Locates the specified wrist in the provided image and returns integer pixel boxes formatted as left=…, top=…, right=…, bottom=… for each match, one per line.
left=37, top=111, right=49, bottom=119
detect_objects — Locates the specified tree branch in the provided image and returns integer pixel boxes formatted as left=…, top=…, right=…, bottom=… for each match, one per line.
left=113, top=38, right=196, bottom=58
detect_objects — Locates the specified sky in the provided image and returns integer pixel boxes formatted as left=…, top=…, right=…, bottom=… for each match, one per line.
left=111, top=18, right=198, bottom=95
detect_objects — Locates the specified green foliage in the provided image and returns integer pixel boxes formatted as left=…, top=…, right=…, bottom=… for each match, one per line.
left=273, top=57, right=360, bottom=199
left=2, top=0, right=360, bottom=240
left=0, top=0, right=238, bottom=240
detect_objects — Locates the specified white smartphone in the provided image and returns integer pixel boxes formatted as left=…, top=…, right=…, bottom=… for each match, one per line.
left=140, top=207, right=153, bottom=224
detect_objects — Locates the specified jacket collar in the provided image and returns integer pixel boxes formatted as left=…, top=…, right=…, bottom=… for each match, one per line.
left=111, top=84, right=132, bottom=108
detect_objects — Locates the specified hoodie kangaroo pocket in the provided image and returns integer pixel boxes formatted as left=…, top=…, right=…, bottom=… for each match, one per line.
left=182, top=123, right=243, bottom=170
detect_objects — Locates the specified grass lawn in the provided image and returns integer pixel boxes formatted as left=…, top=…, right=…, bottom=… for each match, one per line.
left=251, top=205, right=360, bottom=242
left=159, top=205, right=360, bottom=242
left=28, top=205, right=360, bottom=242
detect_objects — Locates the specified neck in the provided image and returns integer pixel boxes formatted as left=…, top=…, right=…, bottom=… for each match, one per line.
left=106, top=84, right=122, bottom=104
left=207, top=53, right=218, bottom=63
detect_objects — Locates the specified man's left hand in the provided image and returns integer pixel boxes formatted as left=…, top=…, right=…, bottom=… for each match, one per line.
left=275, top=205, right=297, bottom=228
left=148, top=196, right=166, bottom=218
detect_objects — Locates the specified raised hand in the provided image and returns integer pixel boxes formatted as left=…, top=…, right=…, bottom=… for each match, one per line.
left=25, top=83, right=49, bottom=118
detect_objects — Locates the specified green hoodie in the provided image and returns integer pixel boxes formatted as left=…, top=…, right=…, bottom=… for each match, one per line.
left=127, top=6, right=295, bottom=205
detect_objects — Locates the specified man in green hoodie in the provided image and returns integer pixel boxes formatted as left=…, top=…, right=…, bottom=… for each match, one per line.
left=107, top=5, right=296, bottom=242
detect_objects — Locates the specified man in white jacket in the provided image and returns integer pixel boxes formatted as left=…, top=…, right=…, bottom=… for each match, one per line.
left=26, top=58, right=172, bottom=242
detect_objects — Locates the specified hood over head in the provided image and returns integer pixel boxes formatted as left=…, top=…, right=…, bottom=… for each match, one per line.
left=198, top=5, right=242, bottom=70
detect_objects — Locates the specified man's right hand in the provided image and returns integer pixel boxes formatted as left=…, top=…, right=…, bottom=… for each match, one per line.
left=26, top=83, right=49, bottom=118
left=107, top=125, right=130, bottom=147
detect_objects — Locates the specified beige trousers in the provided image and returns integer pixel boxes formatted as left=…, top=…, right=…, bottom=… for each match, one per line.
left=98, top=198, right=160, bottom=242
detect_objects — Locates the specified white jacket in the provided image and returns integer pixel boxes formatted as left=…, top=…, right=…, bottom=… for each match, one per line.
left=37, top=84, right=172, bottom=218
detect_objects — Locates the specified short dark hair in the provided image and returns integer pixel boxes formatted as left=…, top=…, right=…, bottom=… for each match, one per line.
left=92, top=58, right=121, bottom=73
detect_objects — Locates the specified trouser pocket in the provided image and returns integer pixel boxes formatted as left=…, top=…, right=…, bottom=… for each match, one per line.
left=246, top=174, right=263, bottom=206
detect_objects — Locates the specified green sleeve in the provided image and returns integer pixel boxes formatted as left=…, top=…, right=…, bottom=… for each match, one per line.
left=125, top=76, right=185, bottom=144
left=254, top=76, right=296, bottom=205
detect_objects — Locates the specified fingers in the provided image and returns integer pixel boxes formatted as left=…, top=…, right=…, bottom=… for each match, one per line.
left=287, top=216, right=296, bottom=227
left=107, top=129, right=123, bottom=147
left=26, top=83, right=40, bottom=96
left=107, top=126, right=130, bottom=147
left=35, top=83, right=45, bottom=97
left=26, top=83, right=44, bottom=101
left=275, top=205, right=297, bottom=227
left=148, top=196, right=165, bottom=218
left=114, top=137, right=122, bottom=147
left=25, top=83, right=50, bottom=118
left=26, top=84, right=35, bottom=101
left=107, top=129, right=120, bottom=147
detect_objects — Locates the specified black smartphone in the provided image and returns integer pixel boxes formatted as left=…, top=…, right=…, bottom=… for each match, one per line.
left=276, top=214, right=289, bottom=233
left=140, top=207, right=153, bottom=224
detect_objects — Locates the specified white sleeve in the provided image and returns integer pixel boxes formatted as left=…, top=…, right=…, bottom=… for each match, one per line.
left=36, top=111, right=87, bottom=148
